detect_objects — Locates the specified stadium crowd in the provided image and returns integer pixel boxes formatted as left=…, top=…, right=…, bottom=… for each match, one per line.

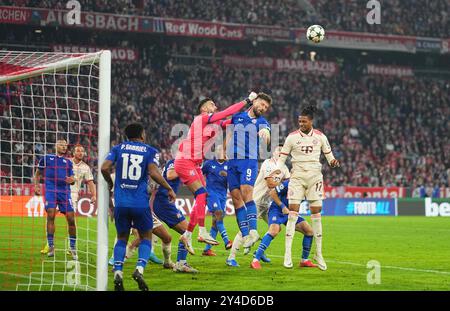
left=106, top=45, right=449, bottom=189
left=1, top=41, right=449, bottom=190
left=1, top=0, right=449, bottom=38
left=1, top=21, right=449, bottom=193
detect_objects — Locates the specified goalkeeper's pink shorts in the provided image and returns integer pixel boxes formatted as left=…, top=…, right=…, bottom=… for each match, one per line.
left=173, top=158, right=206, bottom=186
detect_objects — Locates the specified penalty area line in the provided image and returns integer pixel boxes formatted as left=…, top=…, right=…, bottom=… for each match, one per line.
left=193, top=246, right=450, bottom=276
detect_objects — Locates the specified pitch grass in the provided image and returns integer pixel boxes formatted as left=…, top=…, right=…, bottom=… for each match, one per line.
left=0, top=216, right=449, bottom=291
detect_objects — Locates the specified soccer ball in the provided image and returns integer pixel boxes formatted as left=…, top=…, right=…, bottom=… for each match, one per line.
left=306, top=25, right=325, bottom=43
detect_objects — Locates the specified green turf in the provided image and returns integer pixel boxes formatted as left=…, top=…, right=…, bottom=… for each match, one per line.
left=1, top=216, right=449, bottom=291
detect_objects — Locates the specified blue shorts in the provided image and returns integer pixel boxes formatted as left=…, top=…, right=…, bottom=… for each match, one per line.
left=268, top=206, right=305, bottom=226
left=207, top=193, right=227, bottom=214
left=44, top=190, right=74, bottom=214
left=227, top=159, right=258, bottom=191
left=114, top=207, right=153, bottom=234
left=153, top=198, right=185, bottom=228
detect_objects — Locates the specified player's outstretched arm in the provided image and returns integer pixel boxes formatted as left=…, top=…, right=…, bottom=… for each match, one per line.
left=100, top=160, right=114, bottom=191
left=207, top=92, right=258, bottom=123
left=219, top=118, right=232, bottom=129
left=148, top=163, right=176, bottom=202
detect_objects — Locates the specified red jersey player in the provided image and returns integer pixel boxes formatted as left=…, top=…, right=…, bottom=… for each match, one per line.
left=174, top=92, right=258, bottom=253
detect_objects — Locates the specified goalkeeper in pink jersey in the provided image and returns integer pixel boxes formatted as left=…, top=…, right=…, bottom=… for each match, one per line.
left=175, top=92, right=258, bottom=253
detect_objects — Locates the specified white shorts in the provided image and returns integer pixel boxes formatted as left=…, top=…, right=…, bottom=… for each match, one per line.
left=152, top=211, right=163, bottom=228
left=288, top=169, right=324, bottom=205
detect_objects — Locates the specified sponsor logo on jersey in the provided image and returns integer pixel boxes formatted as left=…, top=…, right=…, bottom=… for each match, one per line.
left=301, top=146, right=313, bottom=154
left=120, top=183, right=138, bottom=189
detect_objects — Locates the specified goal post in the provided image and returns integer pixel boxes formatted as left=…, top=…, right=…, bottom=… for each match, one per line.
left=0, top=50, right=110, bottom=291
left=96, top=51, right=111, bottom=292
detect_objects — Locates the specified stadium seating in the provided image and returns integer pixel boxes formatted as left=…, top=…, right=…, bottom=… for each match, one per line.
left=2, top=0, right=448, bottom=38
left=105, top=46, right=449, bottom=188
left=0, top=2, right=448, bottom=189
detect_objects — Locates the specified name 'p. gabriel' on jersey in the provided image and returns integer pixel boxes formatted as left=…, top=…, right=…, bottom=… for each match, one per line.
left=106, top=141, right=160, bottom=208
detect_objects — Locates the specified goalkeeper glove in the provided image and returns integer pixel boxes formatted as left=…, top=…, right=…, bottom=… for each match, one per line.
left=245, top=91, right=258, bottom=107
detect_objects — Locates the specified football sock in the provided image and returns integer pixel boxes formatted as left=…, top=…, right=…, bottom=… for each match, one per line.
left=235, top=206, right=249, bottom=237
left=255, top=233, right=274, bottom=261
left=113, top=239, right=127, bottom=272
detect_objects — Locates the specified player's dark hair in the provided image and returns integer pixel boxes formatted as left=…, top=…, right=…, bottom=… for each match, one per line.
left=300, top=105, right=317, bottom=120
left=125, top=123, right=144, bottom=140
left=256, top=92, right=272, bottom=105
left=197, top=98, right=213, bottom=113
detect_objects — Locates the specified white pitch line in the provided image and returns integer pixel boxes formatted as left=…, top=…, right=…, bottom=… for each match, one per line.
left=325, top=259, right=450, bottom=275
left=0, top=271, right=41, bottom=281
left=193, top=246, right=450, bottom=276
left=0, top=271, right=95, bottom=290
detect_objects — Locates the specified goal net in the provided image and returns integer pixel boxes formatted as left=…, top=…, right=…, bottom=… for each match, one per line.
left=0, top=51, right=110, bottom=291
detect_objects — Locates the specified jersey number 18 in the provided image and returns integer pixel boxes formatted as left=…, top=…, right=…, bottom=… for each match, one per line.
left=121, top=153, right=143, bottom=180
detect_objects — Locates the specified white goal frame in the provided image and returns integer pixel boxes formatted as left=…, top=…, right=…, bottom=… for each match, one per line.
left=0, top=50, right=111, bottom=291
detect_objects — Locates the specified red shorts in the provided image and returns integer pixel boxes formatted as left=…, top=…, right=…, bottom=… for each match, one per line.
left=174, top=158, right=205, bottom=186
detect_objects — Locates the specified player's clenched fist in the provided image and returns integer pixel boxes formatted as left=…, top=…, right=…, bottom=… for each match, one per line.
left=330, top=159, right=340, bottom=168
left=245, top=91, right=258, bottom=107
left=248, top=91, right=258, bottom=101
left=65, top=176, right=75, bottom=184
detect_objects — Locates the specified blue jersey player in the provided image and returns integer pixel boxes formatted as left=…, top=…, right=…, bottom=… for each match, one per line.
left=201, top=145, right=232, bottom=256
left=251, top=179, right=317, bottom=270
left=226, top=92, right=272, bottom=264
left=34, top=139, right=77, bottom=260
left=101, top=123, right=176, bottom=291
left=152, top=159, right=199, bottom=273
